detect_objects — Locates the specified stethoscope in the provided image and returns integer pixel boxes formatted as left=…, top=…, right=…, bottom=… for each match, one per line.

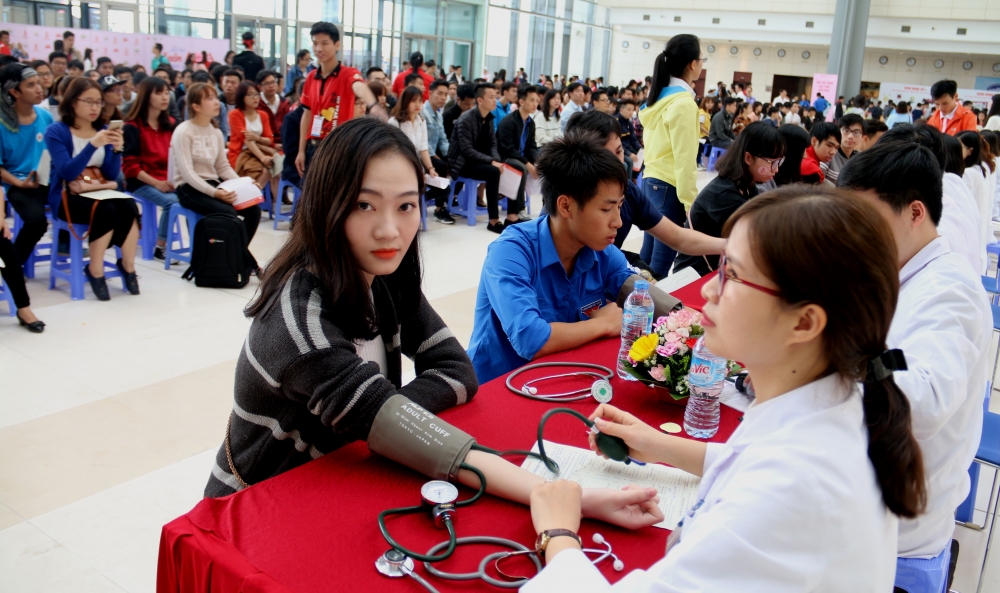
left=376, top=532, right=624, bottom=592
left=505, top=362, right=615, bottom=403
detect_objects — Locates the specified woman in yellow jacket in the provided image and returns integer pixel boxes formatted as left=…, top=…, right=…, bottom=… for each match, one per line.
left=638, top=34, right=704, bottom=277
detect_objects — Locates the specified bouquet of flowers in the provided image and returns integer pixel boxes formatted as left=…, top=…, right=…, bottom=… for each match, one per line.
left=619, top=309, right=740, bottom=402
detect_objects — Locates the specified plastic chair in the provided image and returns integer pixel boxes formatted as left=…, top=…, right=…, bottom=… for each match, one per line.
left=419, top=192, right=428, bottom=232
left=11, top=208, right=51, bottom=279
left=958, top=384, right=992, bottom=527
left=707, top=146, right=727, bottom=171
left=0, top=274, right=16, bottom=316
left=273, top=179, right=301, bottom=230
left=260, top=182, right=272, bottom=219
left=132, top=194, right=159, bottom=261
left=894, top=544, right=951, bottom=593
left=48, top=219, right=126, bottom=301
left=955, top=396, right=1000, bottom=593
left=163, top=203, right=203, bottom=269
left=450, top=177, right=487, bottom=226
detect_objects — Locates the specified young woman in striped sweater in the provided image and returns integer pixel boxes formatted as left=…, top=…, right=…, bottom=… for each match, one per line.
left=205, top=118, right=664, bottom=531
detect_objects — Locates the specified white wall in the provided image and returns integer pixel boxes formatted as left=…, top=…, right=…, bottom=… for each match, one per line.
left=609, top=29, right=1000, bottom=92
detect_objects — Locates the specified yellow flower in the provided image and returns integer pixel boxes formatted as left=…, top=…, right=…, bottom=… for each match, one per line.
left=628, top=333, right=660, bottom=362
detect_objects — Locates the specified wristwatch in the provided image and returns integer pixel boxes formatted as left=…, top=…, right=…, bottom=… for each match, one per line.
left=535, top=529, right=582, bottom=558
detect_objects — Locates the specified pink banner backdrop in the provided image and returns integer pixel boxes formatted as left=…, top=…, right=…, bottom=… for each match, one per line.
left=811, top=73, right=838, bottom=122
left=4, top=23, right=229, bottom=72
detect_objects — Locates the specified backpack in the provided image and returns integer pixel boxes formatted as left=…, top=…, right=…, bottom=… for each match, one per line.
left=182, top=214, right=255, bottom=288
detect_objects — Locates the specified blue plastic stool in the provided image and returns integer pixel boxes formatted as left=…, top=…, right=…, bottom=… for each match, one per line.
left=0, top=274, right=16, bottom=316
left=707, top=146, right=726, bottom=172
left=894, top=544, right=951, bottom=593
left=12, top=208, right=51, bottom=279
left=132, top=194, right=159, bottom=261
left=273, top=179, right=301, bottom=230
left=163, top=204, right=203, bottom=269
left=419, top=192, right=428, bottom=231
left=955, top=403, right=1000, bottom=593
left=450, top=177, right=487, bottom=226
left=47, top=219, right=126, bottom=301
left=260, top=182, right=272, bottom=219
left=958, top=384, right=992, bottom=526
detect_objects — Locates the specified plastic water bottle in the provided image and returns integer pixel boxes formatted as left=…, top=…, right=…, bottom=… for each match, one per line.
left=617, top=280, right=654, bottom=380
left=683, top=337, right=727, bottom=438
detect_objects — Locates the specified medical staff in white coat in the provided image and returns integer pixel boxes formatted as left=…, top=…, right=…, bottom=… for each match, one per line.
left=523, top=185, right=927, bottom=592
left=841, top=140, right=990, bottom=559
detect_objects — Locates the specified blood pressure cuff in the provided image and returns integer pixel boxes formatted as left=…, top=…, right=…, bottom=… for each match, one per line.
left=367, top=394, right=476, bottom=481
left=617, top=274, right=682, bottom=319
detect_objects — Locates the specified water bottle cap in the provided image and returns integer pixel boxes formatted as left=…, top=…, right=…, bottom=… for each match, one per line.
left=634, top=280, right=649, bottom=291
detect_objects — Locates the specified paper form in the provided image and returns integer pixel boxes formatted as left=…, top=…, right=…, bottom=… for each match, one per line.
left=521, top=441, right=701, bottom=529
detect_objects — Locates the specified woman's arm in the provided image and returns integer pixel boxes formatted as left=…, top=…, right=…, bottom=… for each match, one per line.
left=215, top=130, right=239, bottom=181
left=419, top=149, right=435, bottom=176
left=45, top=124, right=98, bottom=183
left=227, top=109, right=244, bottom=168
left=258, top=111, right=273, bottom=146
left=647, top=216, right=726, bottom=257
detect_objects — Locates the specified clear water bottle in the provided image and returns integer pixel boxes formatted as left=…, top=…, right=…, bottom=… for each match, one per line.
left=683, top=336, right=727, bottom=438
left=617, top=280, right=654, bottom=380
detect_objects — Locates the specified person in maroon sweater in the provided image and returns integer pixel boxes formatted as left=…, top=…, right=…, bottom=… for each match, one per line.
left=123, top=77, right=178, bottom=260
left=256, top=69, right=290, bottom=139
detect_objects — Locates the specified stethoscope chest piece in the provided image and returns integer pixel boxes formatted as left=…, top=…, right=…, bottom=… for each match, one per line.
left=376, top=549, right=414, bottom=577
left=591, top=379, right=613, bottom=403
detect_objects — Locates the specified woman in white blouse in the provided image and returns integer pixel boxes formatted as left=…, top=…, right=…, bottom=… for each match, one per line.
left=957, top=131, right=996, bottom=243
left=524, top=186, right=926, bottom=592
left=532, top=88, right=563, bottom=146
left=388, top=86, right=450, bottom=220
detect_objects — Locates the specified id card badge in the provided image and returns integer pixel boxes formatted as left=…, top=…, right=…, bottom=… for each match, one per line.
left=310, top=114, right=324, bottom=138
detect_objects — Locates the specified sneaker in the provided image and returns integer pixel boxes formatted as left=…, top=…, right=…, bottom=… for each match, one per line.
left=517, top=210, right=532, bottom=222
left=153, top=246, right=166, bottom=261
left=486, top=221, right=505, bottom=234
left=696, top=163, right=707, bottom=171
left=116, top=259, right=140, bottom=295
left=434, top=208, right=456, bottom=225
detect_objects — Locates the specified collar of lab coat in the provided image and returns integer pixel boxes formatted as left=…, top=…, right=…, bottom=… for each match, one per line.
left=899, top=236, right=950, bottom=287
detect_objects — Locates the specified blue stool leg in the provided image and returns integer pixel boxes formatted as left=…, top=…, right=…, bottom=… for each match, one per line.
left=70, top=231, right=84, bottom=301
left=465, top=184, right=476, bottom=227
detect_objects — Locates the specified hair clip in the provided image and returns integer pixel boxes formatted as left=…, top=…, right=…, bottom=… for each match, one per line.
left=865, top=349, right=907, bottom=383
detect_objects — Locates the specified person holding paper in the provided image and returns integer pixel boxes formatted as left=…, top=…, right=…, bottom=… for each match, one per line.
left=388, top=86, right=453, bottom=225
left=45, top=77, right=140, bottom=300
left=171, top=82, right=261, bottom=272
left=496, top=84, right=539, bottom=224
left=421, top=79, right=456, bottom=225
left=524, top=186, right=926, bottom=591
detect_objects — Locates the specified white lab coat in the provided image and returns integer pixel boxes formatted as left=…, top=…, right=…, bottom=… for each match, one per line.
left=522, top=374, right=898, bottom=592
left=939, top=172, right=984, bottom=274
left=965, top=165, right=995, bottom=259
left=889, top=236, right=989, bottom=558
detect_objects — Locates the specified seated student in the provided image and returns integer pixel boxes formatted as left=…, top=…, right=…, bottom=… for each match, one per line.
left=404, top=72, right=425, bottom=95
left=763, top=105, right=781, bottom=128
left=443, top=82, right=476, bottom=140
left=862, top=119, right=888, bottom=150
left=839, top=139, right=989, bottom=562
left=280, top=104, right=304, bottom=191
left=616, top=98, right=642, bottom=164
left=45, top=77, right=140, bottom=300
left=172, top=82, right=261, bottom=272
left=496, top=84, right=539, bottom=224
left=468, top=132, right=634, bottom=383
left=227, top=80, right=275, bottom=190
left=206, top=118, right=664, bottom=532
left=708, top=97, right=736, bottom=150
left=0, top=64, right=52, bottom=268
left=524, top=185, right=925, bottom=590
left=564, top=111, right=725, bottom=272
left=123, top=76, right=178, bottom=260
left=447, top=83, right=518, bottom=233
left=800, top=122, right=840, bottom=184
left=957, top=130, right=996, bottom=259
left=533, top=87, right=563, bottom=146
left=821, top=113, right=864, bottom=186
left=674, top=122, right=784, bottom=276
left=0, top=187, right=44, bottom=331
left=421, top=80, right=456, bottom=224
left=388, top=86, right=451, bottom=224
left=773, top=124, right=810, bottom=186
left=256, top=70, right=290, bottom=140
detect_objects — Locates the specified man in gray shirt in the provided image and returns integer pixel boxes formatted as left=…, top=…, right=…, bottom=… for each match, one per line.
left=708, top=97, right=737, bottom=149
left=822, top=114, right=865, bottom=186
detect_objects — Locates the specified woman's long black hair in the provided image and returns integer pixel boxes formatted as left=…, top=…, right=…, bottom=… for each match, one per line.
left=714, top=122, right=784, bottom=190
left=646, top=34, right=700, bottom=109
left=246, top=118, right=425, bottom=341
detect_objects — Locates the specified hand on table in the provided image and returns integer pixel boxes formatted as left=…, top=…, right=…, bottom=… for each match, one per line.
left=588, top=302, right=622, bottom=338
left=588, top=404, right=668, bottom=464
left=581, top=484, right=663, bottom=529
left=531, top=479, right=583, bottom=535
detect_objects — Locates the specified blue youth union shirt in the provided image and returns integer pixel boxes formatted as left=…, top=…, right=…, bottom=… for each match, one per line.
left=467, top=215, right=634, bottom=383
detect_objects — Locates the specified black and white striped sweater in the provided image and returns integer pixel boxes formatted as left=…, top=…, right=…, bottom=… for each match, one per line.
left=205, top=270, right=478, bottom=498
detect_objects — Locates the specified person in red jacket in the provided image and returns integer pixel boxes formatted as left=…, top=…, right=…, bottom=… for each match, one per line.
left=927, top=79, right=978, bottom=136
left=123, top=77, right=178, bottom=260
left=391, top=51, right=435, bottom=101
left=800, top=122, right=841, bottom=185
left=228, top=80, right=275, bottom=190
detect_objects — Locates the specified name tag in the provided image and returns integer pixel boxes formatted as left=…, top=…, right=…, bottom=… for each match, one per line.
left=310, top=114, right=324, bottom=138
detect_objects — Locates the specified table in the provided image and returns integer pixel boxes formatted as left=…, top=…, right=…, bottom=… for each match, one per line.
left=156, top=274, right=733, bottom=593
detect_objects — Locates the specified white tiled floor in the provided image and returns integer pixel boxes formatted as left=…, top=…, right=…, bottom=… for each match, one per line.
left=1, top=173, right=999, bottom=592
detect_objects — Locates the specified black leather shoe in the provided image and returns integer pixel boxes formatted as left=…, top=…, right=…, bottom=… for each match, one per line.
left=17, top=312, right=45, bottom=333
left=84, top=266, right=111, bottom=301
left=486, top=221, right=505, bottom=234
left=116, top=259, right=140, bottom=295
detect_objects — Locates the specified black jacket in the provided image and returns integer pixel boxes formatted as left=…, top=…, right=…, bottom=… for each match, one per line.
left=496, top=111, right=539, bottom=163
left=708, top=110, right=735, bottom=146
left=233, top=50, right=265, bottom=85
left=617, top=114, right=641, bottom=155
left=674, top=176, right=758, bottom=276
left=443, top=103, right=464, bottom=141
left=448, top=108, right=500, bottom=173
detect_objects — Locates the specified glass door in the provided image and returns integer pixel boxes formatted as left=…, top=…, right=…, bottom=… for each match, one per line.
left=402, top=35, right=437, bottom=69
left=235, top=18, right=285, bottom=72
left=443, top=40, right=470, bottom=74
left=105, top=2, right=137, bottom=33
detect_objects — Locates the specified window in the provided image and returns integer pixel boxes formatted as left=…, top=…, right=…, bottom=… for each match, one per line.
left=901, top=25, right=910, bottom=32
left=712, top=17, right=719, bottom=24
left=673, top=16, right=680, bottom=22
left=444, top=1, right=476, bottom=39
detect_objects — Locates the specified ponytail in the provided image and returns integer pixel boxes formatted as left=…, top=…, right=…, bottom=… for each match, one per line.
left=862, top=374, right=927, bottom=518
left=646, top=34, right=700, bottom=109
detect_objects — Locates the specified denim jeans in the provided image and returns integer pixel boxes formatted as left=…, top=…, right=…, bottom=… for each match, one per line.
left=639, top=177, right=686, bottom=277
left=131, top=184, right=179, bottom=241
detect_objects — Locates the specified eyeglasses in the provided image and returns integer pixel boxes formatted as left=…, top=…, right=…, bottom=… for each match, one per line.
left=718, top=254, right=782, bottom=297
left=699, top=57, right=708, bottom=62
left=758, top=156, right=785, bottom=170
left=76, top=99, right=105, bottom=107
left=841, top=127, right=863, bottom=138
left=245, top=92, right=260, bottom=98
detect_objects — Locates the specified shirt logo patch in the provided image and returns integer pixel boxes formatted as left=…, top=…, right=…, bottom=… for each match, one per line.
left=580, top=299, right=603, bottom=317
left=36, top=132, right=43, bottom=142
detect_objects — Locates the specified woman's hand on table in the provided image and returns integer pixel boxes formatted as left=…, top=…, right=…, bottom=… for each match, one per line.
left=581, top=484, right=663, bottom=529
left=530, top=480, right=584, bottom=563
left=588, top=404, right=669, bottom=464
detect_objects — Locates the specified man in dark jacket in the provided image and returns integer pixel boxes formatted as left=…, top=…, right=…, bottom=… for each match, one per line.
left=496, top=84, right=539, bottom=223
left=448, top=83, right=517, bottom=233
left=616, top=99, right=642, bottom=161
left=233, top=32, right=264, bottom=84
left=708, top=97, right=737, bottom=149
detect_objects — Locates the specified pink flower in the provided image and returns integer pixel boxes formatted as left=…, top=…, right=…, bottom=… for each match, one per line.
left=666, top=317, right=679, bottom=332
left=675, top=327, right=690, bottom=338
left=672, top=309, right=698, bottom=329
left=656, top=342, right=679, bottom=357
left=652, top=316, right=670, bottom=330
left=649, top=365, right=667, bottom=381
left=664, top=332, right=682, bottom=344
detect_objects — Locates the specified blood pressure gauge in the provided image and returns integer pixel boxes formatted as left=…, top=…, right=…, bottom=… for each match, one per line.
left=421, top=480, right=459, bottom=506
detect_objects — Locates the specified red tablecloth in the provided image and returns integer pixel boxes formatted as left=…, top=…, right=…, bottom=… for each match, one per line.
left=156, top=274, right=725, bottom=593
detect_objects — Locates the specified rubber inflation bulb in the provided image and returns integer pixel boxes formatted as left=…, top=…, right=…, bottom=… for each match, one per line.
left=595, top=433, right=631, bottom=464
left=613, top=559, right=624, bottom=571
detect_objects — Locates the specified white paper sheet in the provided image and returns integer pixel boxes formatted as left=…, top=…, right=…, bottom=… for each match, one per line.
left=80, top=189, right=132, bottom=200
left=521, top=441, right=701, bottom=529
left=720, top=380, right=754, bottom=413
left=632, top=148, right=644, bottom=172
left=424, top=174, right=451, bottom=189
left=498, top=164, right=523, bottom=199
left=35, top=150, right=51, bottom=186
left=652, top=266, right=701, bottom=295
left=525, top=173, right=541, bottom=199
left=218, top=177, right=263, bottom=210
